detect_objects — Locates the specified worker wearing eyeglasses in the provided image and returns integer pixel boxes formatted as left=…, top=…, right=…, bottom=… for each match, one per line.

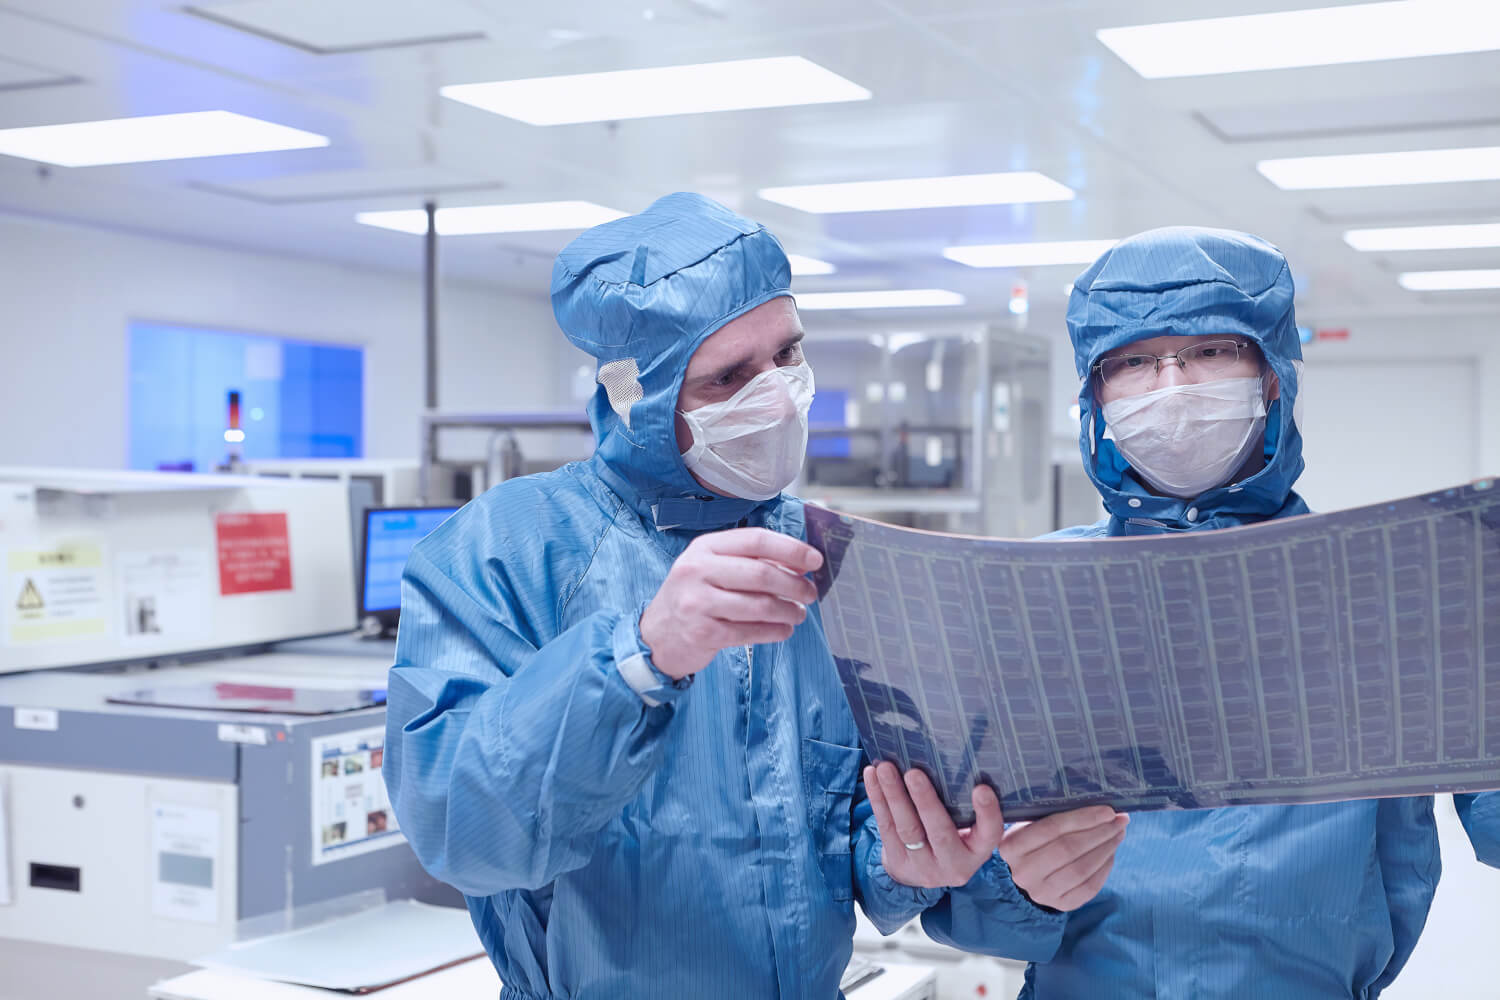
left=1090, top=335, right=1279, bottom=501
left=876, top=227, right=1500, bottom=998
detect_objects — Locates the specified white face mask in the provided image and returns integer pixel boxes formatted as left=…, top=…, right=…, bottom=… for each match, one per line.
left=1100, top=376, right=1267, bottom=499
left=679, top=362, right=815, bottom=501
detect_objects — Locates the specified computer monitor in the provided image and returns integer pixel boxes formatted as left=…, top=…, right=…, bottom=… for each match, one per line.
left=359, top=506, right=461, bottom=636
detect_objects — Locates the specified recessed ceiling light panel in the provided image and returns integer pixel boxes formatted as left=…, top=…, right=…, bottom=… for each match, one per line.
left=441, top=56, right=870, bottom=126
left=795, top=289, right=966, bottom=310
left=760, top=172, right=1074, bottom=213
left=356, top=201, right=626, bottom=235
left=1099, top=1, right=1500, bottom=79
left=787, top=254, right=836, bottom=276
left=1344, top=222, right=1500, bottom=251
left=1257, top=146, right=1500, bottom=190
left=0, top=110, right=328, bottom=167
left=1398, top=269, right=1500, bottom=290
left=943, top=240, right=1118, bottom=268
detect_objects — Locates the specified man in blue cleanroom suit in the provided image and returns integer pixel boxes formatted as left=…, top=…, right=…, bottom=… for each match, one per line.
left=907, top=227, right=1500, bottom=998
left=382, top=192, right=1056, bottom=999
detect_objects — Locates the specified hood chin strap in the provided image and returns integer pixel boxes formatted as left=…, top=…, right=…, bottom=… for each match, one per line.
left=651, top=495, right=766, bottom=532
left=590, top=452, right=767, bottom=533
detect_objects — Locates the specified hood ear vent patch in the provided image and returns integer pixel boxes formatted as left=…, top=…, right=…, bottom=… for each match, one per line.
left=598, top=359, right=644, bottom=429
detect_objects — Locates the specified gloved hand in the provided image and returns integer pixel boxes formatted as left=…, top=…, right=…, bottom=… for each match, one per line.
left=640, top=527, right=821, bottom=679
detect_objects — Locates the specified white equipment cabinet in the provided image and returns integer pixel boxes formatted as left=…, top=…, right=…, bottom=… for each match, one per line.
left=0, top=469, right=455, bottom=963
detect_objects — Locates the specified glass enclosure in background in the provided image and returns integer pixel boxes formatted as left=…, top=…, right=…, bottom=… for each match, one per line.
left=404, top=322, right=1055, bottom=540
left=129, top=322, right=363, bottom=473
left=797, top=324, right=1052, bottom=539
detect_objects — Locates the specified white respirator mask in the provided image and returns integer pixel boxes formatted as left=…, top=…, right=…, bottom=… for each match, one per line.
left=1101, top=376, right=1268, bottom=499
left=679, top=362, right=815, bottom=501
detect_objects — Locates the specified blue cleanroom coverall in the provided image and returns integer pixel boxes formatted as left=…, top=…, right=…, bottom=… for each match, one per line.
left=383, top=194, right=941, bottom=999
left=922, top=228, right=1500, bottom=999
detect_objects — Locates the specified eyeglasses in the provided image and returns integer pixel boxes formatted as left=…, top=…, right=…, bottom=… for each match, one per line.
left=1092, top=339, right=1257, bottom=390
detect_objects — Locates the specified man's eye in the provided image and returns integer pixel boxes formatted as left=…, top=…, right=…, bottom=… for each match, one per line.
left=1121, top=356, right=1147, bottom=369
left=1199, top=347, right=1224, bottom=359
left=778, top=345, right=801, bottom=362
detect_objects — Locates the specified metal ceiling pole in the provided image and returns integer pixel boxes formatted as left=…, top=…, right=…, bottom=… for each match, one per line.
left=424, top=200, right=439, bottom=411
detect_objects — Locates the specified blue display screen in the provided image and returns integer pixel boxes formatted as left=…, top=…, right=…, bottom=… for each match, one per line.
left=129, top=322, right=363, bottom=473
left=361, top=508, right=460, bottom=615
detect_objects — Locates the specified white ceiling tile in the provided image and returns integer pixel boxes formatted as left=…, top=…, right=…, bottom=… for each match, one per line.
left=0, top=54, right=79, bottom=91
left=191, top=166, right=499, bottom=204
left=185, top=0, right=490, bottom=53
left=1306, top=186, right=1500, bottom=226
left=1200, top=90, right=1500, bottom=143
left=0, top=0, right=1492, bottom=316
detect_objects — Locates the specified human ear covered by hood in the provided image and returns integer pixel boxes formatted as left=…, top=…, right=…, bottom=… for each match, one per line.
left=1065, top=226, right=1309, bottom=530
left=551, top=192, right=794, bottom=531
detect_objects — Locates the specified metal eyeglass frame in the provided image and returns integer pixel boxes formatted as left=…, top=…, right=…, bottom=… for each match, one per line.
left=1091, top=339, right=1255, bottom=386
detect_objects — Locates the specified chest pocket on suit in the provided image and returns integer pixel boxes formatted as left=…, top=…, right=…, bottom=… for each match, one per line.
left=1225, top=803, right=1380, bottom=922
left=801, top=737, right=861, bottom=904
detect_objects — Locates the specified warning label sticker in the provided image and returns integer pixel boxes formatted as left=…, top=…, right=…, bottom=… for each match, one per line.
left=215, top=512, right=293, bottom=596
left=16, top=579, right=42, bottom=610
left=118, top=548, right=214, bottom=641
left=8, top=540, right=110, bottom=644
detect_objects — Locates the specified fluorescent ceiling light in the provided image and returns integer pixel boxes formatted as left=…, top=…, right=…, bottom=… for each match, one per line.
left=356, top=201, right=626, bottom=235
left=1398, top=269, right=1500, bottom=291
left=796, top=289, right=966, bottom=310
left=1098, top=1, right=1500, bottom=79
left=441, top=56, right=869, bottom=126
left=1344, top=222, right=1500, bottom=251
left=886, top=332, right=929, bottom=353
left=943, top=239, right=1117, bottom=268
left=1257, top=146, right=1500, bottom=190
left=787, top=253, right=836, bottom=276
left=0, top=110, right=328, bottom=167
left=759, top=172, right=1074, bottom=213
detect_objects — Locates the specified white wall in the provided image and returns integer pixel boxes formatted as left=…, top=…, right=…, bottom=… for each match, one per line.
left=1297, top=359, right=1478, bottom=510
left=1295, top=314, right=1499, bottom=509
left=0, top=212, right=568, bottom=469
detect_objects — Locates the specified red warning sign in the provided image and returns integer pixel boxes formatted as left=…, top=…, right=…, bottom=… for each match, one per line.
left=216, top=512, right=293, bottom=596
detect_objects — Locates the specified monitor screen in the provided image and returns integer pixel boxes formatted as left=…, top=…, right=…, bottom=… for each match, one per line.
left=360, top=506, right=460, bottom=618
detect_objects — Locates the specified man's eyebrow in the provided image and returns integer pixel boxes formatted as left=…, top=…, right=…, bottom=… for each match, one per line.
left=695, top=332, right=805, bottom=384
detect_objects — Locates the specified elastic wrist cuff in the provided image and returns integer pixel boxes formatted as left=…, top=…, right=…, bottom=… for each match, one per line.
left=613, top=604, right=692, bottom=707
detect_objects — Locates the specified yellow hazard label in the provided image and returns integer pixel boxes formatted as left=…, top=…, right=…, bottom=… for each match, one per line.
left=15, top=577, right=43, bottom=611
left=8, top=541, right=108, bottom=644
